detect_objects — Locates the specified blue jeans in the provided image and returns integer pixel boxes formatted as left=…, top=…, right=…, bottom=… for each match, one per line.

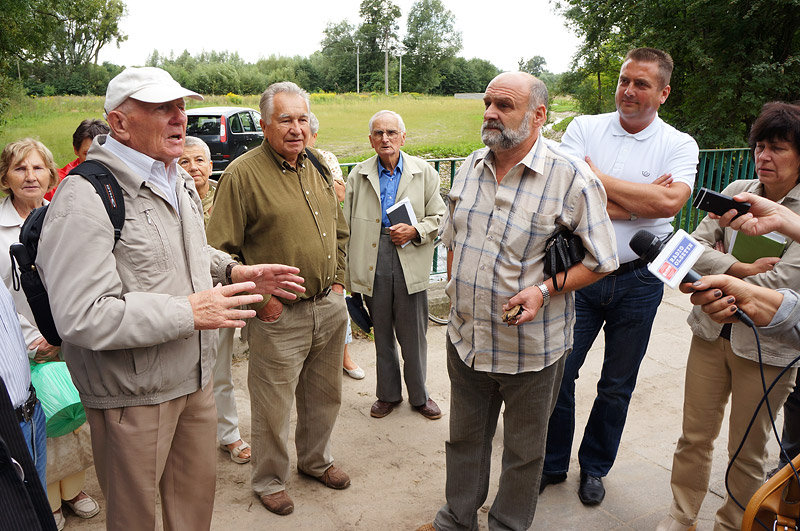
left=543, top=266, right=663, bottom=477
left=19, top=400, right=47, bottom=490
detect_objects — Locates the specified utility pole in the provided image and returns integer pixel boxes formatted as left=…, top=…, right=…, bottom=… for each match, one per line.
left=384, top=48, right=389, bottom=95
left=356, top=44, right=360, bottom=94
left=398, top=54, right=402, bottom=94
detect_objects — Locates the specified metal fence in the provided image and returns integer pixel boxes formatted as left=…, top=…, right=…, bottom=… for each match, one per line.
left=340, top=148, right=754, bottom=276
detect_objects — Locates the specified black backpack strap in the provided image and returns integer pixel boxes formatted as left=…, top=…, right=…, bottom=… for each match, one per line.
left=304, top=148, right=332, bottom=186
left=68, top=160, right=125, bottom=248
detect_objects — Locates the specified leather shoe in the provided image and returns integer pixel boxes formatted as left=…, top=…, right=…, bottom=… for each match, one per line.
left=371, top=399, right=402, bottom=418
left=578, top=471, right=605, bottom=505
left=307, top=464, right=351, bottom=489
left=413, top=398, right=442, bottom=420
left=260, top=490, right=294, bottom=515
left=539, top=472, right=567, bottom=493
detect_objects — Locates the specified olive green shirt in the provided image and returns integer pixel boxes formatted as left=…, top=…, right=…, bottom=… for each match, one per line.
left=201, top=181, right=216, bottom=228
left=206, top=141, right=349, bottom=304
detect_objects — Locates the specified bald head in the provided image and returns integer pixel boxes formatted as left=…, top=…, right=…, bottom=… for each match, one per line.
left=487, top=72, right=548, bottom=111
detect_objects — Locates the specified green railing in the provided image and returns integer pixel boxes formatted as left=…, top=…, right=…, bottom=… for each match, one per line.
left=341, top=148, right=754, bottom=276
left=673, top=148, right=754, bottom=233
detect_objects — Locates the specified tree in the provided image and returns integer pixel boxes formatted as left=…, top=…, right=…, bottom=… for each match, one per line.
left=44, top=0, right=127, bottom=66
left=557, top=0, right=800, bottom=147
left=0, top=0, right=55, bottom=69
left=319, top=21, right=358, bottom=92
left=402, top=0, right=462, bottom=93
left=518, top=56, right=547, bottom=77
left=356, top=0, right=402, bottom=93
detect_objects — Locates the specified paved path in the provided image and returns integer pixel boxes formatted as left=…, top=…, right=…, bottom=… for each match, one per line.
left=65, top=288, right=783, bottom=529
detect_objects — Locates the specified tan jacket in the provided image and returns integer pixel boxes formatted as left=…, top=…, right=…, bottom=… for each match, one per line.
left=689, top=178, right=800, bottom=366
left=344, top=153, right=445, bottom=296
left=37, top=136, right=234, bottom=409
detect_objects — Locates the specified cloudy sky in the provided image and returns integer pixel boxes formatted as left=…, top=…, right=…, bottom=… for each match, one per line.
left=97, top=0, right=582, bottom=73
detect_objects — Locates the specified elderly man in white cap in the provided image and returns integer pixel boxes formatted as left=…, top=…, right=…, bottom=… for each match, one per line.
left=36, top=67, right=306, bottom=530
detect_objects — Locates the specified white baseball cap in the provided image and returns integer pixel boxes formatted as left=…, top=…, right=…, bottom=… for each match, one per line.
left=104, top=67, right=203, bottom=114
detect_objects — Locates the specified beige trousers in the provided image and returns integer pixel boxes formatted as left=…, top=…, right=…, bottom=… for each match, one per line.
left=47, top=470, right=85, bottom=511
left=85, top=384, right=217, bottom=531
left=666, top=335, right=795, bottom=530
left=247, top=291, right=347, bottom=496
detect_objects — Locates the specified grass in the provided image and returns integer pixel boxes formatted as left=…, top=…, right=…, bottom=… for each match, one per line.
left=0, top=93, right=487, bottom=167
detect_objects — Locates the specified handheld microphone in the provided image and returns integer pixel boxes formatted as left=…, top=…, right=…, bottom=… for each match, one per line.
left=629, top=229, right=754, bottom=327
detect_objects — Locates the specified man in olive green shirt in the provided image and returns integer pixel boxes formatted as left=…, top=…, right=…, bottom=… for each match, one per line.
left=207, top=81, right=350, bottom=517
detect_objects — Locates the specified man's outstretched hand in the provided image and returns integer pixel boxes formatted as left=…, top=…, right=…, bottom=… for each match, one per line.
left=231, top=264, right=306, bottom=299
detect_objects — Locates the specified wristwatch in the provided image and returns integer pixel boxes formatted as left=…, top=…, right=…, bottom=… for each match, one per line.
left=536, top=282, right=550, bottom=307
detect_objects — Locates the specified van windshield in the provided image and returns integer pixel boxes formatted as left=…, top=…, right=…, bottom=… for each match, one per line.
left=187, top=116, right=221, bottom=136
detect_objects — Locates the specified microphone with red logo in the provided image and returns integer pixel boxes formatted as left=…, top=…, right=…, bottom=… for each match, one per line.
left=629, top=229, right=754, bottom=327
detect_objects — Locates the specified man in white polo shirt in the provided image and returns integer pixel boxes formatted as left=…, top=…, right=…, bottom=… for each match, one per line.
left=540, top=47, right=699, bottom=505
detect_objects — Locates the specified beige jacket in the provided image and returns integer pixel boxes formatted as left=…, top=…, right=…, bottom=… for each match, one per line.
left=689, top=178, right=800, bottom=366
left=344, top=153, right=445, bottom=296
left=37, top=136, right=234, bottom=409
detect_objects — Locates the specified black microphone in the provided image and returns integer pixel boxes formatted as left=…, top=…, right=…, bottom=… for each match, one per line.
left=629, top=229, right=754, bottom=327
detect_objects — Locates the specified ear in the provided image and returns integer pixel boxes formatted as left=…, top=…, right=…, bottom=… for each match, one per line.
left=532, top=104, right=548, bottom=129
left=399, top=132, right=406, bottom=147
left=259, top=119, right=266, bottom=132
left=660, top=85, right=671, bottom=105
left=106, top=110, right=131, bottom=143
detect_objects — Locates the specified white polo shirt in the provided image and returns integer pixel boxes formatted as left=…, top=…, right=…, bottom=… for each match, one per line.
left=558, top=111, right=699, bottom=263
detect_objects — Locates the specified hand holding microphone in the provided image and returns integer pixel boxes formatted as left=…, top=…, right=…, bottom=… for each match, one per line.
left=629, top=229, right=755, bottom=327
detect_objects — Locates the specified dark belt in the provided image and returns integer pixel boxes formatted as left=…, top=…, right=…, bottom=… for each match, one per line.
left=611, top=258, right=648, bottom=276
left=15, top=384, right=37, bottom=424
left=380, top=226, right=392, bottom=235
left=303, top=286, right=331, bottom=302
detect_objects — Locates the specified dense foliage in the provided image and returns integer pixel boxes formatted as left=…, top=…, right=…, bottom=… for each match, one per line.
left=557, top=0, right=800, bottom=147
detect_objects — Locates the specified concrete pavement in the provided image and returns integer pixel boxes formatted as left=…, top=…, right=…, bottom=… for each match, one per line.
left=67, top=287, right=785, bottom=530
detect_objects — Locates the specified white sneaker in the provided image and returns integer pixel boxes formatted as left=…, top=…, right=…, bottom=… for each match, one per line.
left=53, top=509, right=65, bottom=531
left=64, top=492, right=100, bottom=518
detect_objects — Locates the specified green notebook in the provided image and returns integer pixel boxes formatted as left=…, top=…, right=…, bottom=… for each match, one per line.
left=729, top=231, right=788, bottom=263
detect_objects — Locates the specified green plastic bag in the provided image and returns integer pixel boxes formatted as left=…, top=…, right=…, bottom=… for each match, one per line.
left=29, top=361, right=85, bottom=437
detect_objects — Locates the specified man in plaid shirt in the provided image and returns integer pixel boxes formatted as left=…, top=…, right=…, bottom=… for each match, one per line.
left=425, top=71, right=618, bottom=531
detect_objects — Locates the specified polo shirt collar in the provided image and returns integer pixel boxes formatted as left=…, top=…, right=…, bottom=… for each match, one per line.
left=610, top=110, right=663, bottom=140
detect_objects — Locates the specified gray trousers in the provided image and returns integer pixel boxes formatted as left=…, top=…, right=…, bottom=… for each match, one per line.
left=246, top=291, right=347, bottom=496
left=434, top=338, right=565, bottom=531
left=213, top=327, right=242, bottom=446
left=364, top=233, right=429, bottom=406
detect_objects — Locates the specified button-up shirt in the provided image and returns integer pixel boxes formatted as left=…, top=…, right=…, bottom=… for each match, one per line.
left=0, top=282, right=31, bottom=409
left=207, top=141, right=348, bottom=303
left=103, top=135, right=181, bottom=215
left=378, top=153, right=403, bottom=227
left=440, top=137, right=618, bottom=374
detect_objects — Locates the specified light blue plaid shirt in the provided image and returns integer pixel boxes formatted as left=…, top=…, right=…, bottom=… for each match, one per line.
left=440, top=136, right=618, bottom=374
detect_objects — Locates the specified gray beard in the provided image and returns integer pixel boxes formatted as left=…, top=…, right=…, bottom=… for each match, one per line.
left=481, top=113, right=532, bottom=150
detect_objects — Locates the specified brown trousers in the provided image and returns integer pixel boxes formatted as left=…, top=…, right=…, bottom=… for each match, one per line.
left=85, top=384, right=217, bottom=531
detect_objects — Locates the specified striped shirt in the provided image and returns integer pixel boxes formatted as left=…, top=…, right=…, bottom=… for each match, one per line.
left=0, top=282, right=31, bottom=408
left=440, top=136, right=618, bottom=374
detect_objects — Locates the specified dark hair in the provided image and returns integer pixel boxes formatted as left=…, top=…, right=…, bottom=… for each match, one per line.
left=749, top=102, right=800, bottom=160
left=72, top=119, right=110, bottom=151
left=624, top=48, right=674, bottom=88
